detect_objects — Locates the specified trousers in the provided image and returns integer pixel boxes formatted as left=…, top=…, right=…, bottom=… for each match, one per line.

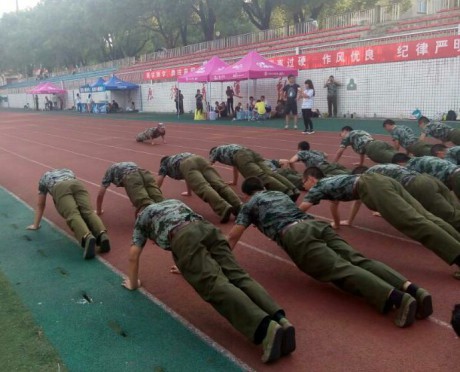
left=404, top=174, right=460, bottom=231
left=281, top=220, right=406, bottom=313
left=51, top=180, right=106, bottom=245
left=364, top=141, right=398, bottom=164
left=124, top=170, right=164, bottom=210
left=358, top=174, right=460, bottom=265
left=180, top=156, right=241, bottom=218
left=172, top=221, right=282, bottom=341
left=234, top=149, right=297, bottom=193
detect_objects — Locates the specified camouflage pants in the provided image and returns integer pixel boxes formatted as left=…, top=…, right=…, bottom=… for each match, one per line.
left=447, top=129, right=460, bottom=146
left=51, top=180, right=106, bottom=245
left=364, top=140, right=398, bottom=164
left=171, top=221, right=282, bottom=341
left=124, top=170, right=164, bottom=210
left=281, top=220, right=405, bottom=313
left=180, top=156, right=241, bottom=218
left=406, top=141, right=433, bottom=157
left=234, top=149, right=297, bottom=193
left=358, top=173, right=460, bottom=265
left=404, top=174, right=460, bottom=231
left=319, top=162, right=350, bottom=176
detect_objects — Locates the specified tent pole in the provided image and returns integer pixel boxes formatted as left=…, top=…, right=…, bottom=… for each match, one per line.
left=247, top=78, right=250, bottom=121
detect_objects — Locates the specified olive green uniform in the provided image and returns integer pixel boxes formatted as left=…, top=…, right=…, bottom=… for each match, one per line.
left=39, top=169, right=106, bottom=245
left=133, top=200, right=284, bottom=342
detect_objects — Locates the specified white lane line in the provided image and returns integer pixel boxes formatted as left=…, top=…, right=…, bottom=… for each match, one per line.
left=0, top=185, right=254, bottom=372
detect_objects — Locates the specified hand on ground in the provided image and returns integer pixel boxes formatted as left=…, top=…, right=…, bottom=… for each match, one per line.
left=372, top=212, right=381, bottom=217
left=181, top=191, right=191, bottom=196
left=26, top=224, right=40, bottom=230
left=170, top=265, right=181, bottom=274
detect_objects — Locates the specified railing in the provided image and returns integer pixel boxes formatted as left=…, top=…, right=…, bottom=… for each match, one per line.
left=426, top=0, right=460, bottom=13
left=3, top=0, right=460, bottom=88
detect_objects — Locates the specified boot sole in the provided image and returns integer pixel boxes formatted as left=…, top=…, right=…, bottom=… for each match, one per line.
left=281, top=324, right=296, bottom=356
left=261, top=327, right=283, bottom=363
left=83, top=237, right=96, bottom=260
left=416, top=293, right=433, bottom=319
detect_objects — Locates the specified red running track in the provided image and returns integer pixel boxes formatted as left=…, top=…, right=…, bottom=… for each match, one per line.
left=0, top=111, right=458, bottom=371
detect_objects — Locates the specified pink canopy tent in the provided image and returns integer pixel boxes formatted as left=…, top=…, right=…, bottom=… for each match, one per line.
left=209, top=50, right=298, bottom=82
left=178, top=55, right=229, bottom=82
left=208, top=51, right=298, bottom=120
left=28, top=82, right=66, bottom=94
left=177, top=56, right=229, bottom=116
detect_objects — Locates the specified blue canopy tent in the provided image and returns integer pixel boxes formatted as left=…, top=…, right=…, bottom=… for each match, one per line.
left=90, top=77, right=106, bottom=92
left=103, top=75, right=139, bottom=90
left=103, top=75, right=140, bottom=112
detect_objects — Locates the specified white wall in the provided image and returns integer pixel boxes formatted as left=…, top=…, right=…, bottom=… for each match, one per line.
left=4, top=56, right=459, bottom=119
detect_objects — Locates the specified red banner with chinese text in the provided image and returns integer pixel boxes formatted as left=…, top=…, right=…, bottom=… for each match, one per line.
left=143, top=35, right=460, bottom=81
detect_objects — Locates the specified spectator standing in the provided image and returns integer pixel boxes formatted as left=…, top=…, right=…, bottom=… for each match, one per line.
left=175, top=90, right=184, bottom=114
left=76, top=93, right=82, bottom=112
left=226, top=86, right=235, bottom=116
left=282, top=74, right=301, bottom=129
left=34, top=95, right=39, bottom=111
left=324, top=75, right=340, bottom=118
left=301, top=79, right=315, bottom=134
left=195, top=89, right=204, bottom=115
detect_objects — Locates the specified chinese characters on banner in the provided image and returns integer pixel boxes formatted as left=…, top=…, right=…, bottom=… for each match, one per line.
left=143, top=35, right=460, bottom=81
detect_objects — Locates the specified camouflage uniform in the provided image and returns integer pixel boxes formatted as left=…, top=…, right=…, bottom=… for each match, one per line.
left=159, top=153, right=242, bottom=220
left=388, top=125, right=433, bottom=156
left=406, top=156, right=460, bottom=199
left=340, top=130, right=397, bottom=164
left=38, top=169, right=106, bottom=245
left=135, top=126, right=165, bottom=142
left=237, top=190, right=407, bottom=313
left=296, top=150, right=350, bottom=175
left=101, top=162, right=164, bottom=211
left=445, top=146, right=460, bottom=165
left=304, top=173, right=460, bottom=265
left=210, top=144, right=299, bottom=198
left=422, top=121, right=460, bottom=145
left=133, top=200, right=284, bottom=342
left=365, top=164, right=460, bottom=230
left=264, top=160, right=304, bottom=191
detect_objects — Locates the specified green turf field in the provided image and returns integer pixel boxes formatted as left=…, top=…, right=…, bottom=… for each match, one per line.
left=0, top=187, right=247, bottom=372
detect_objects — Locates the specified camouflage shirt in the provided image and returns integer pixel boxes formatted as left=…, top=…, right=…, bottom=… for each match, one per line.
left=38, top=169, right=76, bottom=195
left=236, top=190, right=313, bottom=244
left=364, top=164, right=417, bottom=186
left=422, top=121, right=453, bottom=142
left=136, top=127, right=165, bottom=142
left=209, top=144, right=244, bottom=166
left=132, top=199, right=203, bottom=250
left=101, top=162, right=139, bottom=187
left=445, top=146, right=460, bottom=165
left=389, top=125, right=418, bottom=148
left=340, top=130, right=374, bottom=154
left=296, top=150, right=328, bottom=167
left=406, top=156, right=459, bottom=184
left=304, top=174, right=359, bottom=204
left=158, top=152, right=194, bottom=180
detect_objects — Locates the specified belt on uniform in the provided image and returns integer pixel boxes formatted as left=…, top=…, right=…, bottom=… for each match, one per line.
left=168, top=221, right=194, bottom=240
left=279, top=220, right=306, bottom=239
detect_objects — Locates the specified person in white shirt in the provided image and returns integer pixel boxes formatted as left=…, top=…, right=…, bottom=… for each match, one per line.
left=301, top=79, right=315, bottom=134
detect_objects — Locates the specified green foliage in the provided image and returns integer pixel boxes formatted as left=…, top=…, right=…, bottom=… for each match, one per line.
left=0, top=0, right=412, bottom=75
